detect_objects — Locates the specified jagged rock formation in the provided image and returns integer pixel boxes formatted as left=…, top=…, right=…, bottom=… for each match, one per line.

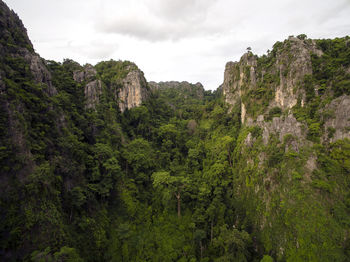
left=73, top=64, right=102, bottom=109
left=73, top=62, right=149, bottom=111
left=223, top=35, right=350, bottom=147
left=223, top=53, right=257, bottom=118
left=0, top=1, right=56, bottom=97
left=118, top=69, right=149, bottom=112
left=224, top=35, right=350, bottom=260
left=253, top=114, right=305, bottom=146
left=323, top=95, right=350, bottom=142
left=73, top=64, right=96, bottom=83
left=0, top=0, right=57, bottom=181
left=222, top=36, right=323, bottom=124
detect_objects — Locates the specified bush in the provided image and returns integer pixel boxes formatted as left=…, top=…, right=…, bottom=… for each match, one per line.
left=307, top=123, right=321, bottom=142
left=267, top=107, right=282, bottom=120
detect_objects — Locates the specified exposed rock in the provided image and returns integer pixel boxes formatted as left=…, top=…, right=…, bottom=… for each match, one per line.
left=222, top=37, right=323, bottom=122
left=118, top=70, right=149, bottom=112
left=73, top=64, right=96, bottom=83
left=85, top=80, right=102, bottom=109
left=72, top=64, right=102, bottom=109
left=0, top=0, right=33, bottom=52
left=244, top=132, right=254, bottom=146
left=222, top=53, right=257, bottom=111
left=0, top=1, right=57, bottom=96
left=73, top=63, right=149, bottom=111
left=271, top=37, right=322, bottom=110
left=28, top=54, right=57, bottom=96
left=306, top=155, right=317, bottom=172
left=241, top=103, right=246, bottom=124
left=254, top=113, right=305, bottom=146
left=323, top=95, right=350, bottom=142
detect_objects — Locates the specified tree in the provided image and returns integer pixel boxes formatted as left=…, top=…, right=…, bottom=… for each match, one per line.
left=152, top=171, right=189, bottom=217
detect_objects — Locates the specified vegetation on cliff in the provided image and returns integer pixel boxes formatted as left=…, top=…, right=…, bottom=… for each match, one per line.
left=0, top=1, right=350, bottom=261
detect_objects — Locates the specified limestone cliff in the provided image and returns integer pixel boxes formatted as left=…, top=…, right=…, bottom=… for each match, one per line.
left=223, top=35, right=350, bottom=259
left=0, top=0, right=57, bottom=180
left=222, top=36, right=323, bottom=124
left=73, top=64, right=102, bottom=109
left=220, top=35, right=350, bottom=148
left=323, top=95, right=350, bottom=142
left=0, top=0, right=56, bottom=97
left=118, top=69, right=149, bottom=112
left=74, top=61, right=149, bottom=112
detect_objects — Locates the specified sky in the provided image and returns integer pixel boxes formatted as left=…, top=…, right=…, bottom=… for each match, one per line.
left=5, top=0, right=350, bottom=90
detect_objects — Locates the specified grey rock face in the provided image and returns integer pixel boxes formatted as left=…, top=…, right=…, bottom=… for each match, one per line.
left=73, top=64, right=96, bottom=83
left=28, top=54, right=57, bottom=96
left=73, top=63, right=149, bottom=111
left=0, top=0, right=33, bottom=52
left=118, top=70, right=149, bottom=112
left=0, top=1, right=57, bottom=97
left=323, top=95, right=350, bottom=142
left=222, top=53, right=257, bottom=112
left=272, top=37, right=322, bottom=110
left=248, top=114, right=305, bottom=147
left=85, top=80, right=102, bottom=109
left=222, top=37, right=323, bottom=123
left=73, top=64, right=102, bottom=109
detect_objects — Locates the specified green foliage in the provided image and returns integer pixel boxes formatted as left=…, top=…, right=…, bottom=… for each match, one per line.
left=297, top=34, right=307, bottom=40
left=267, top=107, right=282, bottom=120
left=54, top=246, right=84, bottom=262
left=307, top=123, right=321, bottom=142
left=1, top=21, right=350, bottom=262
left=212, top=225, right=252, bottom=261
left=303, top=74, right=315, bottom=102
left=95, top=60, right=137, bottom=88
left=312, top=36, right=350, bottom=97
left=261, top=255, right=274, bottom=262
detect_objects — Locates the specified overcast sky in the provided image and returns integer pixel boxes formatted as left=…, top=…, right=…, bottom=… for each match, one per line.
left=5, top=0, right=350, bottom=90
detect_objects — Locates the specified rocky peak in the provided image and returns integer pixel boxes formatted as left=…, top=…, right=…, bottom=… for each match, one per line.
left=0, top=0, right=33, bottom=53
left=0, top=0, right=56, bottom=96
left=75, top=60, right=150, bottom=112
left=272, top=36, right=323, bottom=110
left=28, top=54, right=57, bottom=96
left=222, top=36, right=324, bottom=123
left=118, top=69, right=149, bottom=112
left=323, top=95, right=350, bottom=143
left=73, top=64, right=102, bottom=109
left=73, top=64, right=97, bottom=83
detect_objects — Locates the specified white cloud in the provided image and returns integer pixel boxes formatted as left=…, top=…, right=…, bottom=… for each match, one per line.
left=95, top=0, right=221, bottom=41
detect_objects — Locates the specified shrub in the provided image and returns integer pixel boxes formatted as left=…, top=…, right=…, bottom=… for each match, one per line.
left=267, top=107, right=282, bottom=120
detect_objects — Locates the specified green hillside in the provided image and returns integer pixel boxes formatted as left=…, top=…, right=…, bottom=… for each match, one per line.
left=0, top=1, right=350, bottom=261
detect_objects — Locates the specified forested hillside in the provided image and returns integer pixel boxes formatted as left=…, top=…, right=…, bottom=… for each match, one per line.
left=0, top=1, right=350, bottom=261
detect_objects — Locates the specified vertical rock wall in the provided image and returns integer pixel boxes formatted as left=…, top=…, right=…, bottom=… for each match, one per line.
left=118, top=70, right=149, bottom=112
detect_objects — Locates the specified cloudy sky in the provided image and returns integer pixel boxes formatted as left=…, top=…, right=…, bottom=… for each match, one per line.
left=5, top=0, right=350, bottom=90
